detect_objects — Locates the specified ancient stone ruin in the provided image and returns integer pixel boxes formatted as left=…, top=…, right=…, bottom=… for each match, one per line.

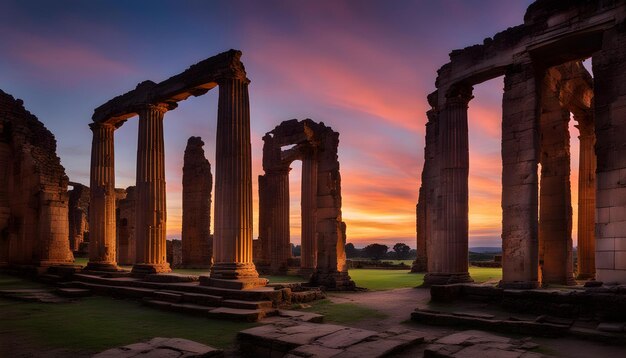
left=68, top=182, right=90, bottom=254
left=0, top=89, right=73, bottom=268
left=87, top=50, right=265, bottom=288
left=182, top=136, right=213, bottom=268
left=256, top=119, right=355, bottom=290
left=414, top=0, right=626, bottom=286
left=116, top=186, right=135, bottom=265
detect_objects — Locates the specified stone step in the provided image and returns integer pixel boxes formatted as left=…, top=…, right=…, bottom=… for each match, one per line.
left=55, top=288, right=92, bottom=298
left=153, top=291, right=183, bottom=303
left=38, top=274, right=62, bottom=284
left=72, top=273, right=284, bottom=303
left=178, top=291, right=223, bottom=306
left=144, top=299, right=274, bottom=322
left=221, top=299, right=273, bottom=310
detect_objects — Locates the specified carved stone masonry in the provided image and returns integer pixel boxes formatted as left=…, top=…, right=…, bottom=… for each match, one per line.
left=182, top=136, right=213, bottom=268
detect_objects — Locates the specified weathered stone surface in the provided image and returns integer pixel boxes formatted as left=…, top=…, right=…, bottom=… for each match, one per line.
left=416, top=0, right=626, bottom=286
left=93, top=337, right=222, bottom=358
left=166, top=239, right=183, bottom=269
left=182, top=136, right=213, bottom=268
left=425, top=330, right=544, bottom=358
left=258, top=119, right=354, bottom=290
left=67, top=182, right=90, bottom=253
left=238, top=321, right=425, bottom=358
left=117, top=186, right=136, bottom=265
left=0, top=89, right=73, bottom=267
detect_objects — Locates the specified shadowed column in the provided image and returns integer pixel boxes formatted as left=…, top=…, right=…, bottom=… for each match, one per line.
left=86, top=122, right=119, bottom=271
left=267, top=168, right=291, bottom=274
left=576, top=116, right=596, bottom=279
left=424, top=84, right=473, bottom=285
left=209, top=77, right=265, bottom=289
left=500, top=63, right=540, bottom=289
left=132, top=104, right=171, bottom=275
left=539, top=69, right=575, bottom=286
left=300, top=155, right=318, bottom=277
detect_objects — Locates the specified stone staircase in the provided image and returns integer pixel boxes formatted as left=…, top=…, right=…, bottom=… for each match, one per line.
left=60, top=273, right=293, bottom=322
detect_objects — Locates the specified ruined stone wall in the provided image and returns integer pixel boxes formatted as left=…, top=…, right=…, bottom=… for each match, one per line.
left=68, top=182, right=90, bottom=253
left=117, top=186, right=136, bottom=265
left=0, top=89, right=73, bottom=266
left=181, top=136, right=213, bottom=268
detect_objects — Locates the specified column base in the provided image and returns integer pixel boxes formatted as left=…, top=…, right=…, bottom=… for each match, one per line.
left=298, top=267, right=315, bottom=279
left=309, top=270, right=356, bottom=291
left=423, top=272, right=473, bottom=287
left=410, top=259, right=427, bottom=273
left=498, top=280, right=540, bottom=289
left=84, top=261, right=122, bottom=272
left=131, top=262, right=172, bottom=275
left=202, top=262, right=268, bottom=290
left=576, top=272, right=595, bottom=280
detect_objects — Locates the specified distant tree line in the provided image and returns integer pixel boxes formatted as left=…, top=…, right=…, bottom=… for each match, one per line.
left=345, top=242, right=416, bottom=260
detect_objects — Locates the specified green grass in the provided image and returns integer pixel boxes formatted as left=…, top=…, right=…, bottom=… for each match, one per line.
left=0, top=295, right=255, bottom=352
left=347, top=266, right=502, bottom=290
left=300, top=299, right=387, bottom=324
left=348, top=269, right=424, bottom=290
left=0, top=274, right=46, bottom=289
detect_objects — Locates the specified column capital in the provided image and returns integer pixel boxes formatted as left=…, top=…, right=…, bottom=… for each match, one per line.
left=136, top=102, right=175, bottom=114
left=217, top=74, right=251, bottom=85
left=444, top=83, right=474, bottom=107
left=89, top=121, right=115, bottom=132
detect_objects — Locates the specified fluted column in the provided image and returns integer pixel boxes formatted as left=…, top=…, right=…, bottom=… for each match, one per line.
left=424, top=85, right=473, bottom=285
left=209, top=77, right=265, bottom=288
left=300, top=156, right=318, bottom=277
left=85, top=122, right=118, bottom=271
left=576, top=118, right=596, bottom=279
left=267, top=168, right=291, bottom=274
left=132, top=104, right=171, bottom=274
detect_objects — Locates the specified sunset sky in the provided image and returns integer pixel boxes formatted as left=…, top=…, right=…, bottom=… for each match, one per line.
left=0, top=0, right=587, bottom=249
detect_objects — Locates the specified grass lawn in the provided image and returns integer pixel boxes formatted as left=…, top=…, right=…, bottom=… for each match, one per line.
left=300, top=299, right=387, bottom=324
left=0, top=273, right=256, bottom=353
left=348, top=266, right=502, bottom=290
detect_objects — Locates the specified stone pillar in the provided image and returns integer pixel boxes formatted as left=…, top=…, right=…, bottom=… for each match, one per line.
left=86, top=122, right=119, bottom=271
left=593, top=25, right=626, bottom=284
left=539, top=69, right=575, bottom=286
left=309, top=129, right=355, bottom=290
left=255, top=175, right=270, bottom=271
left=132, top=104, right=171, bottom=274
left=424, top=84, right=473, bottom=285
left=300, top=156, right=318, bottom=277
left=209, top=77, right=265, bottom=289
left=500, top=63, right=540, bottom=288
left=413, top=98, right=438, bottom=273
left=576, top=117, right=596, bottom=279
left=182, top=136, right=213, bottom=268
left=117, top=186, right=136, bottom=265
left=267, top=168, right=291, bottom=274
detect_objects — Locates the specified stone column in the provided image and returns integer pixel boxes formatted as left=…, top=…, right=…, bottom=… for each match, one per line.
left=300, top=155, right=318, bottom=277
left=182, top=136, right=213, bottom=268
left=209, top=77, right=265, bottom=289
left=267, top=168, right=291, bottom=274
left=593, top=26, right=626, bottom=284
left=576, top=118, right=596, bottom=279
left=132, top=104, right=171, bottom=274
left=539, top=69, right=575, bottom=286
left=424, top=84, right=473, bottom=285
left=500, top=63, right=540, bottom=289
left=413, top=98, right=438, bottom=273
left=86, top=122, right=119, bottom=271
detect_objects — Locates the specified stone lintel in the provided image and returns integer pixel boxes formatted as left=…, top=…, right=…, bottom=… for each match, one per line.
left=92, top=49, right=247, bottom=123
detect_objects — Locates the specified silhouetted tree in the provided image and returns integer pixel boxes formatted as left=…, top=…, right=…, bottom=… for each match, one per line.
left=393, top=243, right=411, bottom=260
left=345, top=243, right=359, bottom=258
left=363, top=243, right=388, bottom=260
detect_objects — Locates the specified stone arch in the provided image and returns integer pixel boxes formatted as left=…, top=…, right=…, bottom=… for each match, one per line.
left=256, top=119, right=355, bottom=290
left=416, top=0, right=626, bottom=286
